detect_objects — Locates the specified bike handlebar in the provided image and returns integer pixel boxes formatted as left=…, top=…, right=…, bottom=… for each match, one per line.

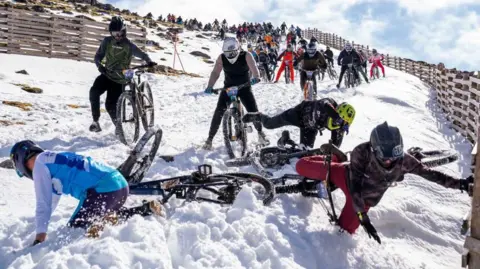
left=211, top=81, right=255, bottom=94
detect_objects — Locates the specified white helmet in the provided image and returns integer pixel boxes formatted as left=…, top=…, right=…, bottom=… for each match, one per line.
left=345, top=42, right=352, bottom=52
left=306, top=43, right=317, bottom=57
left=222, top=37, right=240, bottom=64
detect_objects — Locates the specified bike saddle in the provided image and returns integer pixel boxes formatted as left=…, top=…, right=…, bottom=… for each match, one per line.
left=277, top=130, right=297, bottom=148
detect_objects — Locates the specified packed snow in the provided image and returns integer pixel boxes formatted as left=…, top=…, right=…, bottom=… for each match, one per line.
left=0, top=26, right=473, bottom=269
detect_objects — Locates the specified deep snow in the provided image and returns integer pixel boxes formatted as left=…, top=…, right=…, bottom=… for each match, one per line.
left=0, top=24, right=474, bottom=269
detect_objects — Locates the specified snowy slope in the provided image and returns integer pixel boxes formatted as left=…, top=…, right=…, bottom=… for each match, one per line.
left=0, top=28, right=473, bottom=269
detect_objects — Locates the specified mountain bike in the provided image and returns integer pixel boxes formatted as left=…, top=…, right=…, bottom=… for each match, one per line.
left=284, top=60, right=292, bottom=84
left=327, top=64, right=338, bottom=80
left=300, top=68, right=318, bottom=101
left=344, top=63, right=357, bottom=88
left=116, top=64, right=157, bottom=146
left=128, top=164, right=275, bottom=206
left=371, top=65, right=380, bottom=80
left=212, top=82, right=255, bottom=159
left=226, top=130, right=460, bottom=179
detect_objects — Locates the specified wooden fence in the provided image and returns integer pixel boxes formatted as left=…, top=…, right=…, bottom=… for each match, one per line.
left=0, top=7, right=147, bottom=63
left=302, top=28, right=480, bottom=145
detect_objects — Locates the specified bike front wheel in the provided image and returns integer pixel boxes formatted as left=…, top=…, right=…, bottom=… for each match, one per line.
left=138, top=81, right=155, bottom=131
left=118, top=127, right=163, bottom=184
left=222, top=106, right=248, bottom=159
left=116, top=91, right=140, bottom=145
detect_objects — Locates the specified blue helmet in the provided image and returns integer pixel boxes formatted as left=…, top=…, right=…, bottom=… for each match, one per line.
left=10, top=140, right=44, bottom=179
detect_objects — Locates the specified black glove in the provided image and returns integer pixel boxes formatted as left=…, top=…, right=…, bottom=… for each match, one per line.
left=358, top=212, right=381, bottom=244
left=148, top=61, right=158, bottom=67
left=98, top=65, right=107, bottom=74
left=460, top=175, right=474, bottom=193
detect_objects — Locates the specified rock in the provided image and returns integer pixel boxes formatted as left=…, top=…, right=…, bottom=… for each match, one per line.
left=15, top=70, right=29, bottom=75
left=121, top=9, right=131, bottom=15
left=0, top=159, right=14, bottom=169
left=204, top=60, right=215, bottom=64
left=41, top=0, right=53, bottom=5
left=151, top=65, right=201, bottom=78
left=62, top=10, right=74, bottom=15
left=32, top=5, right=45, bottom=12
left=160, top=58, right=166, bottom=61
left=165, top=52, right=172, bottom=55
left=190, top=51, right=211, bottom=59
left=201, top=47, right=210, bottom=51
left=196, top=34, right=206, bottom=39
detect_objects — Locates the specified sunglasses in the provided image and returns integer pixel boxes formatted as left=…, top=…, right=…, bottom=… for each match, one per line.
left=111, top=31, right=123, bottom=37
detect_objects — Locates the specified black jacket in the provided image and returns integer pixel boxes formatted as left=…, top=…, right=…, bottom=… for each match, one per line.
left=294, top=98, right=344, bottom=147
left=337, top=49, right=361, bottom=66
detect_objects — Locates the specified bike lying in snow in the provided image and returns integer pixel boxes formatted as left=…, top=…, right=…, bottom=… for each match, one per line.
left=223, top=130, right=459, bottom=178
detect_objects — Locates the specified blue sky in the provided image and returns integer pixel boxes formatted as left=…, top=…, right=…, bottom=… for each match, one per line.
left=107, top=0, right=480, bottom=70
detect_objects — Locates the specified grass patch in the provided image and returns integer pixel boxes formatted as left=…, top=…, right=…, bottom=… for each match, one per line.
left=2, top=101, right=33, bottom=111
left=0, top=120, right=26, bottom=126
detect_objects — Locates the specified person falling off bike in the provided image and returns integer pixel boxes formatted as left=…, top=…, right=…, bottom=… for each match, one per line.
left=202, top=37, right=269, bottom=150
left=295, top=122, right=473, bottom=244
left=242, top=98, right=355, bottom=148
left=294, top=42, right=328, bottom=98
left=274, top=44, right=297, bottom=83
left=89, top=16, right=156, bottom=133
left=336, top=42, right=367, bottom=88
left=10, top=140, right=163, bottom=245
left=369, top=49, right=386, bottom=78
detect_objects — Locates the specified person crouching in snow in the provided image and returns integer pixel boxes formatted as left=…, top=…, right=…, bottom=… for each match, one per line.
left=10, top=140, right=162, bottom=245
left=295, top=122, right=473, bottom=244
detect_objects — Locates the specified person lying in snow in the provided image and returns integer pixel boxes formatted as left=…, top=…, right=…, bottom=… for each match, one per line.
left=9, top=140, right=162, bottom=245
left=295, top=121, right=473, bottom=244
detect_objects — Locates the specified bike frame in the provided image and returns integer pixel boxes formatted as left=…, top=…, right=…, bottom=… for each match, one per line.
left=302, top=69, right=317, bottom=101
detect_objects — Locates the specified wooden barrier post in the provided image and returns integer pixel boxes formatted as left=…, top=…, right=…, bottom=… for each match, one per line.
left=464, top=131, right=480, bottom=268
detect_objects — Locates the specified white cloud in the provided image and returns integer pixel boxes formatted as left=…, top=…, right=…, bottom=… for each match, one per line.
left=394, top=0, right=479, bottom=15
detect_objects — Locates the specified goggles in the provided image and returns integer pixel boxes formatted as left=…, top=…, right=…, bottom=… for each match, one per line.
left=224, top=50, right=238, bottom=59
left=111, top=31, right=123, bottom=37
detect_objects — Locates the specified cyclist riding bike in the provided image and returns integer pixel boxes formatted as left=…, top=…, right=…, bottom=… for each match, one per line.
left=294, top=43, right=327, bottom=96
left=369, top=49, right=386, bottom=78
left=296, top=122, right=473, bottom=243
left=10, top=140, right=162, bottom=245
left=242, top=98, right=354, bottom=148
left=274, top=44, right=297, bottom=83
left=203, top=37, right=268, bottom=150
left=324, top=46, right=334, bottom=66
left=257, top=47, right=272, bottom=81
left=89, top=16, right=156, bottom=133
left=336, top=42, right=366, bottom=88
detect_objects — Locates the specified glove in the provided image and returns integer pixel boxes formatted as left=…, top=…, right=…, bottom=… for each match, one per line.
left=98, top=65, right=107, bottom=74
left=251, top=77, right=261, bottom=85
left=204, top=87, right=214, bottom=94
left=358, top=212, right=381, bottom=244
left=148, top=61, right=157, bottom=67
left=460, top=175, right=474, bottom=193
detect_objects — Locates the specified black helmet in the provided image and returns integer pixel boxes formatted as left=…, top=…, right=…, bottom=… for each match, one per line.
left=109, top=16, right=127, bottom=37
left=370, top=122, right=404, bottom=167
left=10, top=140, right=44, bottom=179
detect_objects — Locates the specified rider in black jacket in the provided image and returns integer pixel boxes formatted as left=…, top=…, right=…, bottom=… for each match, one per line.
left=336, top=42, right=368, bottom=88
left=242, top=98, right=356, bottom=148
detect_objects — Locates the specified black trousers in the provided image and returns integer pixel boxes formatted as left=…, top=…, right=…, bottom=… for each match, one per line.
left=338, top=65, right=359, bottom=85
left=208, top=86, right=262, bottom=140
left=259, top=104, right=318, bottom=148
left=89, top=74, right=123, bottom=123
left=260, top=62, right=271, bottom=81
left=300, top=70, right=318, bottom=95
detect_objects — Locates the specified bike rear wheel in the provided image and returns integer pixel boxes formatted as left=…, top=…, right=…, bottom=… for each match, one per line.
left=138, top=81, right=155, bottom=131
left=285, top=66, right=290, bottom=84
left=116, top=91, right=140, bottom=145
left=118, top=127, right=163, bottom=184
left=222, top=106, right=248, bottom=159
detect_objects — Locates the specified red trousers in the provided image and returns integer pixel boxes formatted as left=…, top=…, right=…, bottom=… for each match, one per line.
left=296, top=156, right=369, bottom=234
left=370, top=62, right=385, bottom=77
left=275, top=61, right=294, bottom=82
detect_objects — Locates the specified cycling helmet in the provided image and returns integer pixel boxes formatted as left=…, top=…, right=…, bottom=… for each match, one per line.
left=306, top=43, right=317, bottom=57
left=370, top=122, right=404, bottom=168
left=10, top=140, right=44, bottom=179
left=109, top=16, right=127, bottom=38
left=327, top=102, right=356, bottom=130
left=222, top=37, right=240, bottom=64
left=344, top=42, right=352, bottom=52
left=372, top=48, right=378, bottom=54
